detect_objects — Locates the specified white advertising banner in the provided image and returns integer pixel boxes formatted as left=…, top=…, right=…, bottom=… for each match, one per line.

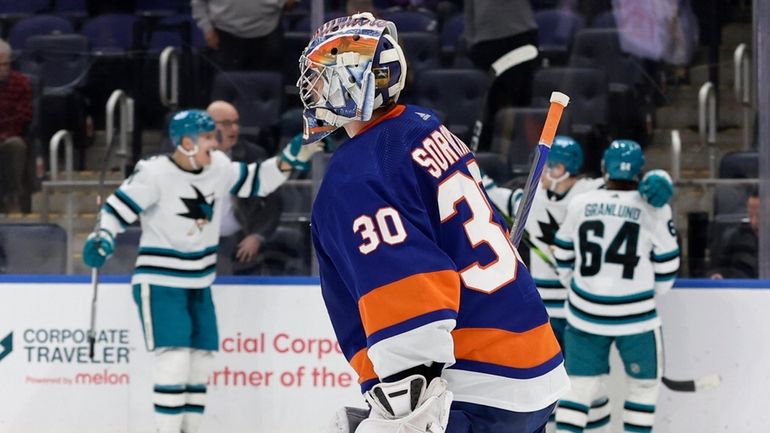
left=0, top=277, right=768, bottom=433
left=0, top=277, right=362, bottom=433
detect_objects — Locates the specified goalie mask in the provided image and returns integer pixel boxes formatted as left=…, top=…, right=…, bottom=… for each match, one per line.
left=297, top=12, right=407, bottom=144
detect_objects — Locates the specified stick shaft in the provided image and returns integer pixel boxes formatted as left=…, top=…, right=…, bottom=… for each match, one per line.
left=470, top=45, right=538, bottom=151
left=510, top=93, right=569, bottom=247
left=88, top=266, right=99, bottom=359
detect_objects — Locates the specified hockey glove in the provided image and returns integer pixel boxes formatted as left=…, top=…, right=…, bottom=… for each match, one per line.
left=281, top=133, right=324, bottom=171
left=82, top=229, right=115, bottom=268
left=639, top=169, right=674, bottom=208
left=327, top=406, right=370, bottom=433
left=355, top=375, right=453, bottom=433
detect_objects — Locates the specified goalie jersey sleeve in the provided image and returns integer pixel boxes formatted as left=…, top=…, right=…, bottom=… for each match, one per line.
left=553, top=189, right=680, bottom=336
left=312, top=104, right=568, bottom=413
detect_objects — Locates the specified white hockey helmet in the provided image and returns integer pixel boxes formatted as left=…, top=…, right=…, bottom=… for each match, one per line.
left=297, top=12, right=407, bottom=143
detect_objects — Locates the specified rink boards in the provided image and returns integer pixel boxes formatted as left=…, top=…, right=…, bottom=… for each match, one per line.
left=0, top=276, right=767, bottom=433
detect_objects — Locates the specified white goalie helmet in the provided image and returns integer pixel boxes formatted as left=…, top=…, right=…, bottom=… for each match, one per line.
left=297, top=12, right=408, bottom=143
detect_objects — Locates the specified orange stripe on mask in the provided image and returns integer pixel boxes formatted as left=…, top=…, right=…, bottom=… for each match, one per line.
left=350, top=348, right=378, bottom=384
left=453, top=323, right=561, bottom=369
left=358, top=270, right=460, bottom=337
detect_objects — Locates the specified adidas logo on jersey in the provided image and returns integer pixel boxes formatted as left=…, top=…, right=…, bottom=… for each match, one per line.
left=415, top=112, right=431, bottom=121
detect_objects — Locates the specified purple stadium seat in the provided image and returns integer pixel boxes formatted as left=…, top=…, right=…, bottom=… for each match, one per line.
left=9, top=15, right=74, bottom=51
left=382, top=10, right=437, bottom=32
left=55, top=0, right=87, bottom=18
left=81, top=14, right=139, bottom=54
left=148, top=15, right=205, bottom=53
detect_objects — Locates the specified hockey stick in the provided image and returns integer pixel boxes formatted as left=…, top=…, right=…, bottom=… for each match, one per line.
left=490, top=201, right=720, bottom=394
left=661, top=375, right=721, bottom=392
left=510, top=92, right=569, bottom=248
left=88, top=132, right=120, bottom=360
left=489, top=198, right=559, bottom=271
left=469, top=44, right=539, bottom=152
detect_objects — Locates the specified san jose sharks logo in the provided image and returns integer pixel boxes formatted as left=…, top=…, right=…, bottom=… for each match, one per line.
left=536, top=210, right=560, bottom=246
left=178, top=185, right=215, bottom=235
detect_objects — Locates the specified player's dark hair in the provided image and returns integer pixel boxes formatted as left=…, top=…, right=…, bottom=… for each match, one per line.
left=606, top=179, right=638, bottom=191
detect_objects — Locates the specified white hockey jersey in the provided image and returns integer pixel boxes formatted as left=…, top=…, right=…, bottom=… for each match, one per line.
left=100, top=151, right=287, bottom=289
left=553, top=189, right=680, bottom=336
left=484, top=176, right=604, bottom=318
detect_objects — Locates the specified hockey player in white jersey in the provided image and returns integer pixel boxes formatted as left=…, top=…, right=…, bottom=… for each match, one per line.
left=551, top=140, right=680, bottom=433
left=483, top=136, right=609, bottom=431
left=482, top=136, right=675, bottom=432
left=82, top=109, right=321, bottom=433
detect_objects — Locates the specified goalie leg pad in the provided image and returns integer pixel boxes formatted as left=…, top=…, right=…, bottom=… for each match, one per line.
left=357, top=375, right=453, bottom=433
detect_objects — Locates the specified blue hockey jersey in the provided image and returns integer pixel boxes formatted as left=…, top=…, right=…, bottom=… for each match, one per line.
left=311, top=105, right=569, bottom=413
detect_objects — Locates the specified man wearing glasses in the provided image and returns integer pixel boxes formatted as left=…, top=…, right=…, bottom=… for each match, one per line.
left=207, top=100, right=283, bottom=273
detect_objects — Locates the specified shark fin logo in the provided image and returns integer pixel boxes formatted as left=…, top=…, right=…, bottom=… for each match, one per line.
left=0, top=332, right=13, bottom=362
left=178, top=185, right=215, bottom=235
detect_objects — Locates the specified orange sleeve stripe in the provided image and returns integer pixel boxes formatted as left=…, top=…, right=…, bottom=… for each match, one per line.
left=453, top=323, right=561, bottom=369
left=350, top=348, right=378, bottom=384
left=358, top=270, right=461, bottom=337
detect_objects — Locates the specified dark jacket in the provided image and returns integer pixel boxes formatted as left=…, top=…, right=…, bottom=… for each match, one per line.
left=711, top=223, right=758, bottom=278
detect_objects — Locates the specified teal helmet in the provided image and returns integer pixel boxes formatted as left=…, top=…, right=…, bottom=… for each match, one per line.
left=548, top=135, right=583, bottom=174
left=169, top=109, right=216, bottom=147
left=602, top=139, right=644, bottom=181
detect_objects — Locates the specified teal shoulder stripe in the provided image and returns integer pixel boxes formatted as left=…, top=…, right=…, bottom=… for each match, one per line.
left=651, top=248, right=680, bottom=262
left=554, top=237, right=573, bottom=249
left=571, top=281, right=655, bottom=304
left=230, top=163, right=248, bottom=195
left=115, top=189, right=143, bottom=214
left=250, top=162, right=261, bottom=197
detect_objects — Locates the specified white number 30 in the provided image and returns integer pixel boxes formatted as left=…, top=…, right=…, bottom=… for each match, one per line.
left=353, top=207, right=408, bottom=254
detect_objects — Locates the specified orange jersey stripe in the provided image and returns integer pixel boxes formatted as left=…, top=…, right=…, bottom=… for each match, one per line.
left=350, top=348, right=378, bottom=384
left=453, top=323, right=561, bottom=369
left=358, top=270, right=461, bottom=337
left=356, top=104, right=407, bottom=135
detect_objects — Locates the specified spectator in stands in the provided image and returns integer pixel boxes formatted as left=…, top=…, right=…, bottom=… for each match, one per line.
left=0, top=39, right=38, bottom=214
left=347, top=0, right=376, bottom=15
left=191, top=0, right=297, bottom=71
left=710, top=188, right=759, bottom=279
left=463, top=0, right=539, bottom=151
left=208, top=100, right=282, bottom=274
